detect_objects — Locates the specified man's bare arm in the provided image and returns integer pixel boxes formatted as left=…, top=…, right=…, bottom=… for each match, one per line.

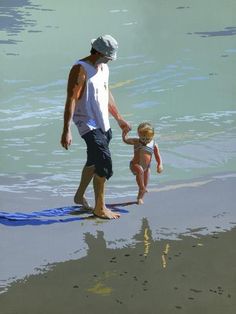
left=108, top=89, right=131, bottom=131
left=61, top=65, right=86, bottom=150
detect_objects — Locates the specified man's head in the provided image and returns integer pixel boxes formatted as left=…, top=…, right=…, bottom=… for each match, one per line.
left=91, top=34, right=118, bottom=61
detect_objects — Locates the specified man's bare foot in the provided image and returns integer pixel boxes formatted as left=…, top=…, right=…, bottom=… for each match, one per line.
left=93, top=208, right=120, bottom=219
left=74, top=195, right=93, bottom=211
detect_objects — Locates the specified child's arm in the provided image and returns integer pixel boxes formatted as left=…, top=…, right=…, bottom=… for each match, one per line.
left=122, top=129, right=139, bottom=145
left=154, top=144, right=163, bottom=173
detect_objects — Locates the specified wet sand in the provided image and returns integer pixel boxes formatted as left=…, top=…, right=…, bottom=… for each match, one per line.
left=0, top=224, right=235, bottom=313
left=0, top=173, right=236, bottom=313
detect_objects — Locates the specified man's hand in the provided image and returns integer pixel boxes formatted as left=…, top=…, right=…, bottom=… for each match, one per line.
left=61, top=130, right=72, bottom=150
left=117, top=118, right=132, bottom=132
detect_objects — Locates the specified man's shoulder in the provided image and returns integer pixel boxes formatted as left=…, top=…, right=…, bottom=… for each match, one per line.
left=71, top=62, right=83, bottom=70
left=69, top=63, right=86, bottom=79
left=66, top=64, right=86, bottom=87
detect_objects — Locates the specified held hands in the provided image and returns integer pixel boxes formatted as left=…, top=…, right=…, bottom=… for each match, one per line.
left=60, top=129, right=72, bottom=150
left=157, top=164, right=163, bottom=174
left=122, top=127, right=130, bottom=137
left=118, top=118, right=131, bottom=133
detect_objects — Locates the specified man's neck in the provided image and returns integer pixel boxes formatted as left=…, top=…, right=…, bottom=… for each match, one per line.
left=83, top=55, right=99, bottom=67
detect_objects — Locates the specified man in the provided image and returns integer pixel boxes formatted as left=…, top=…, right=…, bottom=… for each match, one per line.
left=60, top=35, right=131, bottom=219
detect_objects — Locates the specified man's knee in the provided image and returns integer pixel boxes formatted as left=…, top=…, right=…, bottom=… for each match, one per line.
left=95, top=166, right=113, bottom=180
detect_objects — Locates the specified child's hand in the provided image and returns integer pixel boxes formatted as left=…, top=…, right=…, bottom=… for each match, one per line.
left=122, top=126, right=129, bottom=136
left=157, top=164, right=163, bottom=173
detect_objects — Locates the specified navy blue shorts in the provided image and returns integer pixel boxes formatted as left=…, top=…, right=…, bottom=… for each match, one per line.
left=82, top=128, right=113, bottom=180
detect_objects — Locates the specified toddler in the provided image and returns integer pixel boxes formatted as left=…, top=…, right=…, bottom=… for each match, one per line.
left=122, top=122, right=163, bottom=204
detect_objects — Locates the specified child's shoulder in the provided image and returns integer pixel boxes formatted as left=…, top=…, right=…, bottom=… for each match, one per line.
left=147, top=139, right=155, bottom=146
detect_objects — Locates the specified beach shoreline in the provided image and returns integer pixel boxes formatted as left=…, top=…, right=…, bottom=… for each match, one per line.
left=0, top=172, right=236, bottom=313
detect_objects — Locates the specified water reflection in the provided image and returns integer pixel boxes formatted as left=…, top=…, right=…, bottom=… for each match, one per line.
left=0, top=0, right=53, bottom=44
left=176, top=6, right=190, bottom=10
left=1, top=220, right=235, bottom=313
left=189, top=26, right=236, bottom=37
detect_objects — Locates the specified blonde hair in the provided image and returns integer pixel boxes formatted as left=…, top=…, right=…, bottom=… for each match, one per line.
left=137, top=122, right=154, bottom=139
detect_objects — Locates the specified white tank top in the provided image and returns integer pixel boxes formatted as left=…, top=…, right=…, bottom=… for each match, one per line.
left=73, top=60, right=110, bottom=136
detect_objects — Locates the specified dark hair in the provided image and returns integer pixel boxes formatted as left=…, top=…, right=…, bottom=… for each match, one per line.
left=90, top=47, right=99, bottom=55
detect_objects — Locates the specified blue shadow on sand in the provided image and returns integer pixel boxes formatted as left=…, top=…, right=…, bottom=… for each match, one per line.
left=0, top=202, right=136, bottom=227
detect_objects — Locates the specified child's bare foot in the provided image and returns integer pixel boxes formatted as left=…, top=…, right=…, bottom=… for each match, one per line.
left=137, top=198, right=144, bottom=205
left=93, top=208, right=120, bottom=219
left=74, top=195, right=93, bottom=211
left=137, top=189, right=147, bottom=205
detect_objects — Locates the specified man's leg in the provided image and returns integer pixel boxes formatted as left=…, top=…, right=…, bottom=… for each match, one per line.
left=93, top=174, right=120, bottom=219
left=74, top=165, right=95, bottom=209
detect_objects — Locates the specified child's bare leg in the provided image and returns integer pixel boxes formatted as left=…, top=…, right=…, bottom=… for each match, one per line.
left=144, top=168, right=151, bottom=192
left=131, top=164, right=146, bottom=204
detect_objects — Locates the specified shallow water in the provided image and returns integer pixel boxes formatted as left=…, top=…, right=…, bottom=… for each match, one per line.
left=1, top=0, right=236, bottom=197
